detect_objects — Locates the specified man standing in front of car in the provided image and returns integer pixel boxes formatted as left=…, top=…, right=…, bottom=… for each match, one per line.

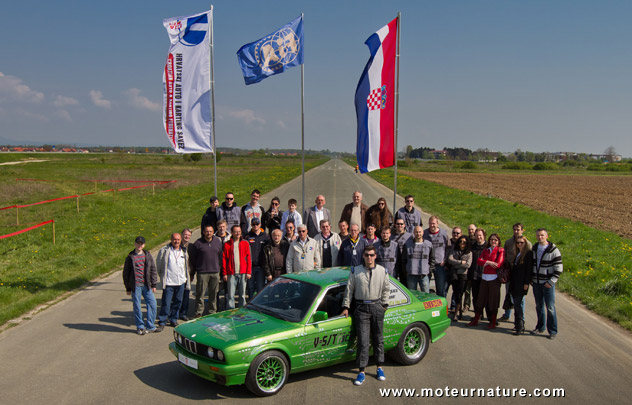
left=341, top=245, right=390, bottom=386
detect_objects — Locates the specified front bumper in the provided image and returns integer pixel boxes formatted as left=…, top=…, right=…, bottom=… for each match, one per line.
left=168, top=342, right=249, bottom=386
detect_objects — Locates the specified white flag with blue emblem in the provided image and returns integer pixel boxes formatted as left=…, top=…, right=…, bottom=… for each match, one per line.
left=162, top=10, right=212, bottom=153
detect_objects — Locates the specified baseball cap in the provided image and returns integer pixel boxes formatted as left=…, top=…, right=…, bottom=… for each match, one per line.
left=251, top=217, right=261, bottom=225
left=135, top=236, right=146, bottom=244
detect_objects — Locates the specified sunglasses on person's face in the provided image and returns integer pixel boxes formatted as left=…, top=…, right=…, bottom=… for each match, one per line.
left=226, top=197, right=233, bottom=200
left=298, top=230, right=307, bottom=233
left=364, top=253, right=376, bottom=257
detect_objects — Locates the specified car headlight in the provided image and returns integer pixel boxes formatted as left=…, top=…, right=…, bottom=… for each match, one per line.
left=207, top=347, right=214, bottom=358
left=216, top=350, right=224, bottom=361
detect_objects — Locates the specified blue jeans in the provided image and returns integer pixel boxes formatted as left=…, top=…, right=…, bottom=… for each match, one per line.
left=533, top=283, right=557, bottom=335
left=433, top=264, right=448, bottom=297
left=158, top=283, right=185, bottom=325
left=407, top=274, right=429, bottom=293
left=131, top=285, right=157, bottom=331
left=180, top=288, right=190, bottom=318
left=227, top=274, right=247, bottom=309
left=512, top=294, right=526, bottom=321
left=247, top=267, right=265, bottom=300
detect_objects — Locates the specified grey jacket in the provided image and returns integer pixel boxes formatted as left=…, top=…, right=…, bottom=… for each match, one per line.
left=342, top=264, right=390, bottom=308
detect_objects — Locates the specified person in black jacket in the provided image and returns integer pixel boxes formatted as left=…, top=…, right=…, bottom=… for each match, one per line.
left=509, top=235, right=533, bottom=335
left=262, top=229, right=290, bottom=279
left=122, top=236, right=159, bottom=335
left=200, top=196, right=219, bottom=231
left=263, top=197, right=283, bottom=233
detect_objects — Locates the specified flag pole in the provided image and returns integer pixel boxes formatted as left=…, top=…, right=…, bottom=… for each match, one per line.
left=393, top=12, right=401, bottom=215
left=209, top=4, right=218, bottom=197
left=300, top=12, right=305, bottom=217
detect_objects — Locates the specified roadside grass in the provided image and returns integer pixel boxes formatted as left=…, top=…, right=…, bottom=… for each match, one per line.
left=367, top=168, right=632, bottom=331
left=0, top=153, right=326, bottom=326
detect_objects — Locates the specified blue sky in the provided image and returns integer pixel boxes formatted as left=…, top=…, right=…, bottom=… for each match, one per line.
left=1, top=1, right=631, bottom=157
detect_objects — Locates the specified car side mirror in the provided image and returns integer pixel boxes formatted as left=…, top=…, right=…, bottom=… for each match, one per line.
left=311, top=310, right=328, bottom=323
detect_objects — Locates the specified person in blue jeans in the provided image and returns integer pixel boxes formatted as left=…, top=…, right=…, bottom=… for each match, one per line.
left=531, top=228, right=563, bottom=339
left=123, top=236, right=160, bottom=335
left=156, top=233, right=189, bottom=331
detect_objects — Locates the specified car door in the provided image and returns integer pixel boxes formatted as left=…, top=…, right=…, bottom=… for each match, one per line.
left=299, top=285, right=355, bottom=369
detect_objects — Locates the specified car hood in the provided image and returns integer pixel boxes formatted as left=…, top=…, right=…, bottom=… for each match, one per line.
left=175, top=307, right=294, bottom=348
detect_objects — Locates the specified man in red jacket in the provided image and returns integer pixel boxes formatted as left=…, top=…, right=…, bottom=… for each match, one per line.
left=222, top=225, right=252, bottom=309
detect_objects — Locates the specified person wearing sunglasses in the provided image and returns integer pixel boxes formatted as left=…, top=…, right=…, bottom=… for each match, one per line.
left=217, top=192, right=241, bottom=230
left=499, top=223, right=532, bottom=323
left=341, top=245, right=390, bottom=386
left=286, top=224, right=321, bottom=273
left=394, top=195, right=422, bottom=234
left=263, top=196, right=283, bottom=232
left=509, top=235, right=533, bottom=335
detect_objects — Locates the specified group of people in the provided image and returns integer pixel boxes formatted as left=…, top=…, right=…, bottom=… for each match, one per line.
left=122, top=188, right=563, bottom=343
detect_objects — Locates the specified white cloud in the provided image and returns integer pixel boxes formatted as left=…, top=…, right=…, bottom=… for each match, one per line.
left=14, top=108, right=48, bottom=122
left=0, top=72, right=45, bottom=103
left=89, top=90, right=111, bottom=109
left=124, top=88, right=160, bottom=112
left=276, top=120, right=287, bottom=129
left=226, top=108, right=266, bottom=125
left=53, top=109, right=72, bottom=122
left=53, top=95, right=79, bottom=108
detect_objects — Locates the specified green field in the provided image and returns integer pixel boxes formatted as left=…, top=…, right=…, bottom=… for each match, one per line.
left=344, top=157, right=632, bottom=175
left=364, top=166, right=632, bottom=331
left=0, top=153, right=326, bottom=327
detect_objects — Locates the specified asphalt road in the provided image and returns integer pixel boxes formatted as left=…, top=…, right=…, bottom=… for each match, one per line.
left=1, top=158, right=631, bottom=404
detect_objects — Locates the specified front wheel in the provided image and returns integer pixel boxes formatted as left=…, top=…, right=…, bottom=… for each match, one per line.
left=245, top=350, right=289, bottom=396
left=388, top=322, right=430, bottom=365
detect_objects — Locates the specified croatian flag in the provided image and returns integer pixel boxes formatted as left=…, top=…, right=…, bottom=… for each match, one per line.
left=355, top=17, right=398, bottom=173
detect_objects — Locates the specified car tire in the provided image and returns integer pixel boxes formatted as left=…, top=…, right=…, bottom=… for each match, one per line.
left=388, top=322, right=430, bottom=365
left=245, top=350, right=289, bottom=396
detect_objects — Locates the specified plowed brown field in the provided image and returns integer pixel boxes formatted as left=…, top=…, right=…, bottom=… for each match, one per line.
left=401, top=171, right=632, bottom=239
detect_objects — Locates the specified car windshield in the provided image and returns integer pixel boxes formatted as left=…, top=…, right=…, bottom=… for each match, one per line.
left=248, top=277, right=321, bottom=323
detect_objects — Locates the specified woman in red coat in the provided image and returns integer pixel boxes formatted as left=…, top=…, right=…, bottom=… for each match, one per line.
left=467, top=233, right=504, bottom=329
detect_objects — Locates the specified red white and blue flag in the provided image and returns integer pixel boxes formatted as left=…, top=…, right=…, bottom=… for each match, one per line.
left=355, top=17, right=398, bottom=173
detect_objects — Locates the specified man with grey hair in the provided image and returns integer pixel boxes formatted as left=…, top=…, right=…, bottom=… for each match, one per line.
left=286, top=224, right=321, bottom=273
left=339, top=191, right=369, bottom=232
left=156, top=233, right=190, bottom=330
left=179, top=228, right=193, bottom=321
left=304, top=195, right=331, bottom=237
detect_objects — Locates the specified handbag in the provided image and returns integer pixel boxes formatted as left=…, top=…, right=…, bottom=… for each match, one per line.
left=495, top=249, right=509, bottom=283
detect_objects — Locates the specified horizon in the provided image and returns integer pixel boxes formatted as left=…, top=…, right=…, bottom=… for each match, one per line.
left=1, top=1, right=631, bottom=157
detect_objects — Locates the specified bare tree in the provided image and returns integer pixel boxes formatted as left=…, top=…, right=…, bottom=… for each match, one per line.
left=604, top=146, right=616, bottom=163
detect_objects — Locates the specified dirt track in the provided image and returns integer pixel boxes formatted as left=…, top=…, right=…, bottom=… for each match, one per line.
left=401, top=171, right=632, bottom=239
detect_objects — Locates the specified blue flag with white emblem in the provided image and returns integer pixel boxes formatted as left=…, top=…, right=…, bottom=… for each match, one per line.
left=162, top=10, right=212, bottom=153
left=236, top=16, right=304, bottom=85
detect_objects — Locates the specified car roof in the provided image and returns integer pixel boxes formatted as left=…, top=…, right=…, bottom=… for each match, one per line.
left=281, top=267, right=351, bottom=287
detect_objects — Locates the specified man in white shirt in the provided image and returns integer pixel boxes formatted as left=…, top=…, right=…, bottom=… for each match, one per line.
left=304, top=195, right=331, bottom=237
left=156, top=233, right=189, bottom=330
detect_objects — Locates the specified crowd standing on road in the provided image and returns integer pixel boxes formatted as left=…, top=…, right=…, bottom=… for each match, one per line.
left=124, top=189, right=563, bottom=342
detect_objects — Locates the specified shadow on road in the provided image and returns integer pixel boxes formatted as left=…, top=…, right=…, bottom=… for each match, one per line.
left=134, top=361, right=250, bottom=400
left=63, top=310, right=136, bottom=333
left=63, top=322, right=131, bottom=333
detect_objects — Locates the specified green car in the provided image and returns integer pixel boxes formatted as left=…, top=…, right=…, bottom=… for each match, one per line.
left=168, top=267, right=449, bottom=396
